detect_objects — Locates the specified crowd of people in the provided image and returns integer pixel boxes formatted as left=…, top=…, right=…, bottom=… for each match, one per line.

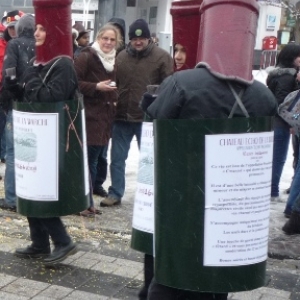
left=0, top=1, right=300, bottom=299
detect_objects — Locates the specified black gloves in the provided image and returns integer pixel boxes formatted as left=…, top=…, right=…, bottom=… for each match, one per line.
left=140, top=92, right=157, bottom=113
left=0, top=89, right=15, bottom=111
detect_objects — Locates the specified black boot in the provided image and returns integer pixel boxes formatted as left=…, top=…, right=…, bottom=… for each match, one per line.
left=43, top=242, right=77, bottom=265
left=14, top=245, right=51, bottom=258
left=282, top=211, right=300, bottom=235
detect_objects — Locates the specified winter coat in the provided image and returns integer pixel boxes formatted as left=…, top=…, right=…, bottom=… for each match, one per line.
left=1, top=14, right=35, bottom=110
left=115, top=40, right=173, bottom=122
left=267, top=66, right=298, bottom=127
left=147, top=65, right=277, bottom=119
left=2, top=14, right=35, bottom=86
left=22, top=57, right=78, bottom=103
left=0, top=38, right=6, bottom=86
left=74, top=46, right=117, bottom=146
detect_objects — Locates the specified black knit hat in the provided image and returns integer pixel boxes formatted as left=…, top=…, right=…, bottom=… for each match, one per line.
left=128, top=19, right=150, bottom=40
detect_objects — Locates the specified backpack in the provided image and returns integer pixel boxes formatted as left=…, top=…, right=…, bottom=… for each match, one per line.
left=278, top=89, right=300, bottom=133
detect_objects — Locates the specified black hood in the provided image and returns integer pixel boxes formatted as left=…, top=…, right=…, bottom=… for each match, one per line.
left=109, top=17, right=126, bottom=42
left=16, top=14, right=35, bottom=38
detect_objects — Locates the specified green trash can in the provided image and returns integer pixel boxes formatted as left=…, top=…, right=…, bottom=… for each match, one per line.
left=154, top=117, right=274, bottom=292
left=13, top=98, right=90, bottom=217
left=131, top=120, right=154, bottom=255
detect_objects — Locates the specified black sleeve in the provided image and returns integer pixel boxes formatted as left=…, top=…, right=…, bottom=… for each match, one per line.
left=2, top=41, right=18, bottom=90
left=147, top=74, right=184, bottom=119
left=23, top=58, right=78, bottom=102
left=273, top=74, right=297, bottom=105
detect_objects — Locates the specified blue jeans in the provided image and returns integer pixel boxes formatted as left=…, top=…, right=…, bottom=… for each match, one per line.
left=108, top=121, right=142, bottom=200
left=285, top=146, right=300, bottom=214
left=94, top=146, right=108, bottom=188
left=88, top=145, right=108, bottom=187
left=0, top=109, right=6, bottom=159
left=87, top=145, right=108, bottom=206
left=1, top=130, right=6, bottom=160
left=4, top=111, right=16, bottom=206
left=292, top=194, right=300, bottom=213
left=271, top=125, right=290, bottom=197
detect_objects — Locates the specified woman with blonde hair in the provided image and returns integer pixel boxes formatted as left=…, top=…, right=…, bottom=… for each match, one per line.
left=74, top=24, right=122, bottom=216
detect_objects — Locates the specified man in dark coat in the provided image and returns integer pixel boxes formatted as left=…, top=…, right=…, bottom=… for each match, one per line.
left=100, top=19, right=173, bottom=207
left=0, top=14, right=35, bottom=211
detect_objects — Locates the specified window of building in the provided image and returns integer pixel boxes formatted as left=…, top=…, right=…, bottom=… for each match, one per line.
left=140, top=9, right=147, bottom=20
left=2, top=0, right=13, bottom=5
left=127, top=0, right=136, bottom=7
left=14, top=0, right=24, bottom=6
left=149, top=6, right=157, bottom=25
left=25, top=0, right=33, bottom=5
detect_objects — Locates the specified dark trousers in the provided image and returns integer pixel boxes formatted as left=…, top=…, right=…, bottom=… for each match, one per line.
left=148, top=280, right=228, bottom=300
left=94, top=148, right=108, bottom=188
left=292, top=134, right=299, bottom=172
left=138, top=254, right=154, bottom=300
left=27, top=217, right=71, bottom=249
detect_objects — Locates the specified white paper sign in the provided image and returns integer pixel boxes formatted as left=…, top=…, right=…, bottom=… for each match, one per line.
left=13, top=110, right=59, bottom=201
left=81, top=109, right=89, bottom=195
left=132, top=122, right=154, bottom=233
left=204, top=131, right=274, bottom=266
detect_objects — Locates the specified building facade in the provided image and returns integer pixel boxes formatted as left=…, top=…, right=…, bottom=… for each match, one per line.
left=1, top=0, right=300, bottom=64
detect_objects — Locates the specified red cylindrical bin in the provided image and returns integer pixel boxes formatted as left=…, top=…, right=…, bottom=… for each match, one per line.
left=197, top=0, right=259, bottom=82
left=262, top=36, right=277, bottom=50
left=171, top=0, right=203, bottom=70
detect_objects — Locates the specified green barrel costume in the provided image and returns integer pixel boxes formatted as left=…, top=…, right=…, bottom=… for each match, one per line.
left=153, top=117, right=273, bottom=292
left=13, top=98, right=89, bottom=217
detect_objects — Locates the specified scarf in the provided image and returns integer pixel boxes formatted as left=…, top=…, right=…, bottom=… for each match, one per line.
left=91, top=42, right=116, bottom=72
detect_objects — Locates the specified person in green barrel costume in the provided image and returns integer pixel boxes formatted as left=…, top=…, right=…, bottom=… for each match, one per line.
left=141, top=0, right=278, bottom=298
left=13, top=0, right=78, bottom=265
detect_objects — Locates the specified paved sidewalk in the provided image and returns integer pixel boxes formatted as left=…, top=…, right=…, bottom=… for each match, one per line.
left=0, top=141, right=299, bottom=299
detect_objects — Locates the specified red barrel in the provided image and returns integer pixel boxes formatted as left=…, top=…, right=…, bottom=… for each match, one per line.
left=197, top=0, right=259, bottom=82
left=33, top=0, right=73, bottom=65
left=262, top=36, right=277, bottom=50
left=171, top=0, right=203, bottom=69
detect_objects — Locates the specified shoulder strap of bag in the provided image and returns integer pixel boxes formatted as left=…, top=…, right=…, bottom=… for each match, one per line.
left=228, top=82, right=248, bottom=118
left=42, top=58, right=62, bottom=83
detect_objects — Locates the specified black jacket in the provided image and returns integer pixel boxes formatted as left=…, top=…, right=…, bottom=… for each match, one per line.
left=1, top=14, right=35, bottom=110
left=267, top=67, right=298, bottom=127
left=22, top=57, right=78, bottom=103
left=2, top=15, right=35, bottom=89
left=147, top=66, right=277, bottom=119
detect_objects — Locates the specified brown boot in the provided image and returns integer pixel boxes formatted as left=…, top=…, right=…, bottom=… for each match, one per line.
left=282, top=211, right=300, bottom=235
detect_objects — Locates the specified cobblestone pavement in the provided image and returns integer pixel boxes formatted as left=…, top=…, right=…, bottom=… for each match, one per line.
left=0, top=141, right=299, bottom=299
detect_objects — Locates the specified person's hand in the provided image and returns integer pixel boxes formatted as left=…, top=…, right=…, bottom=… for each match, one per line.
left=4, top=76, right=18, bottom=89
left=140, top=92, right=157, bottom=112
left=96, top=80, right=117, bottom=92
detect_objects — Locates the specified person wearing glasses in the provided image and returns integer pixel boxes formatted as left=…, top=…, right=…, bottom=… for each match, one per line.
left=74, top=24, right=122, bottom=217
left=100, top=19, right=173, bottom=207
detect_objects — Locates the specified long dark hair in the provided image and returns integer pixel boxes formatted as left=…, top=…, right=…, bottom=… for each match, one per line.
left=276, top=44, right=300, bottom=68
